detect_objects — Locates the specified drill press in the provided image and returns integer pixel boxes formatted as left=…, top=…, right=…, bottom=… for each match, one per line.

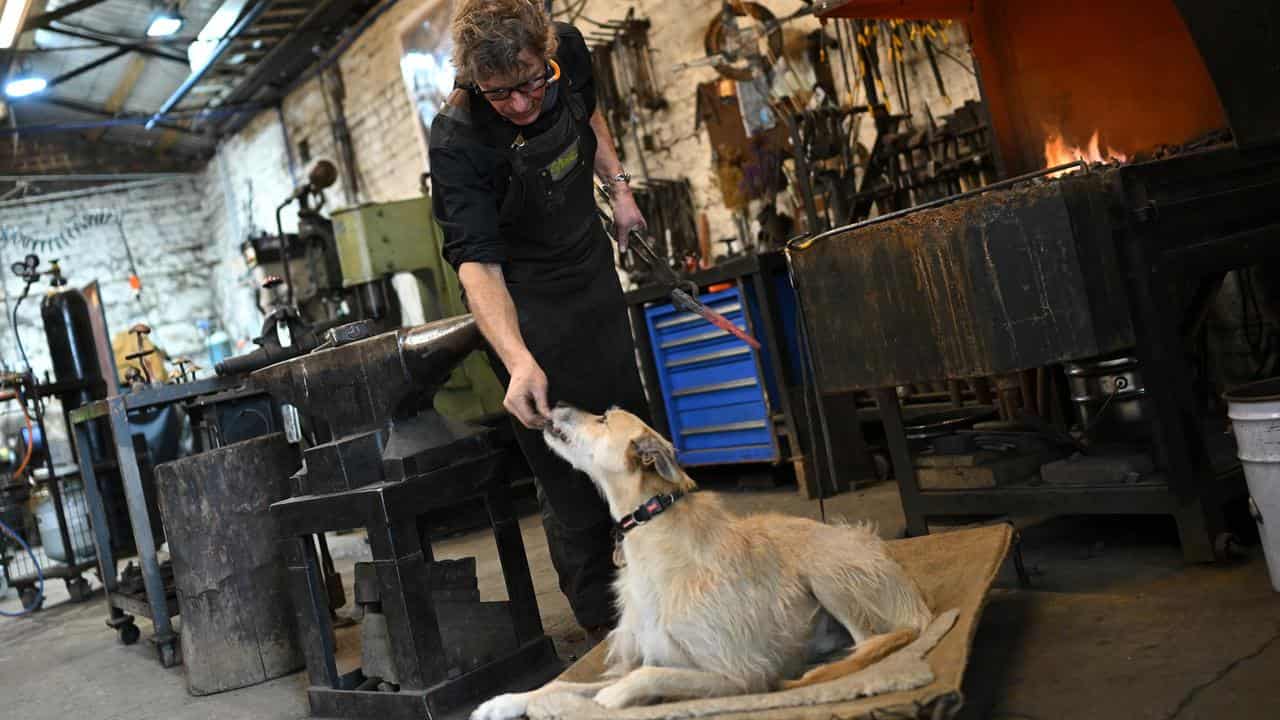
left=253, top=315, right=561, bottom=719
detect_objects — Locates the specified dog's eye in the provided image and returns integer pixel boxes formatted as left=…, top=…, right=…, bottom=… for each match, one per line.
left=597, top=415, right=607, bottom=425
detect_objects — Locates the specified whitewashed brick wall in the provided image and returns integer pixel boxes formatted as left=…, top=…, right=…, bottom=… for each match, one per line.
left=0, top=177, right=218, bottom=377
left=205, top=0, right=983, bottom=345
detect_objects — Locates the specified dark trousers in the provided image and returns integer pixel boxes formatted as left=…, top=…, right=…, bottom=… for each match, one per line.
left=483, top=286, right=649, bottom=630
left=493, top=361, right=637, bottom=631
left=533, top=477, right=617, bottom=630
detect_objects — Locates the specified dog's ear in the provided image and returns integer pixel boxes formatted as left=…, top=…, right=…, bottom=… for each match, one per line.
left=630, top=432, right=682, bottom=485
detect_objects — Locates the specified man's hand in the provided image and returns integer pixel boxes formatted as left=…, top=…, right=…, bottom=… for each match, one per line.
left=505, top=356, right=552, bottom=429
left=610, top=187, right=646, bottom=255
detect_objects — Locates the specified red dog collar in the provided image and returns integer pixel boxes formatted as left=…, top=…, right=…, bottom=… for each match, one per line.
left=616, top=491, right=684, bottom=534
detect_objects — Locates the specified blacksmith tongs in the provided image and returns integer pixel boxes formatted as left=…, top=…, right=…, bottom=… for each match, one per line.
left=624, top=227, right=761, bottom=350
left=596, top=185, right=761, bottom=350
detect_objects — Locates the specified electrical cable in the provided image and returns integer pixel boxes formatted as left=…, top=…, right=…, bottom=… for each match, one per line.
left=0, top=516, right=43, bottom=616
left=10, top=284, right=32, bottom=374
left=115, top=217, right=143, bottom=298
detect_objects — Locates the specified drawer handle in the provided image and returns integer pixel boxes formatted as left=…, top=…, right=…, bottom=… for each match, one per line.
left=671, top=378, right=759, bottom=398
left=655, top=302, right=742, bottom=329
left=680, top=420, right=769, bottom=436
left=666, top=347, right=751, bottom=368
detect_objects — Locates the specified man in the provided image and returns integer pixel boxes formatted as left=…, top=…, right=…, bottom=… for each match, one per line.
left=429, top=0, right=650, bottom=645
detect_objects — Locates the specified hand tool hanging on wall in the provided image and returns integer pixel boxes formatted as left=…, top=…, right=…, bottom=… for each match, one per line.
left=586, top=12, right=666, bottom=169
left=922, top=34, right=948, bottom=101
left=590, top=40, right=628, bottom=159
left=890, top=22, right=912, bottom=116
left=628, top=179, right=700, bottom=266
left=672, top=0, right=848, bottom=78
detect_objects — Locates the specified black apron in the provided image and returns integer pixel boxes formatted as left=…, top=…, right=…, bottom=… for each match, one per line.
left=491, top=90, right=649, bottom=530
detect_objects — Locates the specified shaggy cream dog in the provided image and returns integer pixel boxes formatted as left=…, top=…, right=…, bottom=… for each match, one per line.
left=472, top=406, right=932, bottom=719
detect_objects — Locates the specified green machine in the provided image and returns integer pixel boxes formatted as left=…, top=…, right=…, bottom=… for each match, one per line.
left=331, top=196, right=505, bottom=423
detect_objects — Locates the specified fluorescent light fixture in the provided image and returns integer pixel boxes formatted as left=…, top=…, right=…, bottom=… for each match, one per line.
left=188, top=0, right=251, bottom=70
left=147, top=12, right=184, bottom=38
left=4, top=76, right=47, bottom=98
left=0, top=0, right=36, bottom=50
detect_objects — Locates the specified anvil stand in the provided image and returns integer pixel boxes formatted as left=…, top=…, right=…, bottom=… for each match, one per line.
left=253, top=316, right=562, bottom=719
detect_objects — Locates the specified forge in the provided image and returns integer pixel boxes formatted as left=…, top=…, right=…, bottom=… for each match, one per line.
left=799, top=0, right=1280, bottom=560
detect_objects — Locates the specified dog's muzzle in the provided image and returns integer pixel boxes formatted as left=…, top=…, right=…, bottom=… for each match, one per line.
left=544, top=422, right=569, bottom=444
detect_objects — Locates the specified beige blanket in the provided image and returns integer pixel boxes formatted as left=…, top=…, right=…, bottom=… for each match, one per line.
left=531, top=523, right=1012, bottom=720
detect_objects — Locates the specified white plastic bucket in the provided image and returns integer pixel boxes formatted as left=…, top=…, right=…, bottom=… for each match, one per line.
left=1225, top=377, right=1280, bottom=592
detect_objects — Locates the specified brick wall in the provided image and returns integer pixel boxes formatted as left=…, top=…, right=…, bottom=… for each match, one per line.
left=0, top=135, right=195, bottom=176
left=205, top=0, right=982, bottom=344
left=0, top=177, right=219, bottom=377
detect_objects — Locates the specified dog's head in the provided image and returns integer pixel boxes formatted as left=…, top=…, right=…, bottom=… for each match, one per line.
left=544, top=404, right=695, bottom=511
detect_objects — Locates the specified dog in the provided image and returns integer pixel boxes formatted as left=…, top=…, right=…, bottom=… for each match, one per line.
left=471, top=405, right=932, bottom=719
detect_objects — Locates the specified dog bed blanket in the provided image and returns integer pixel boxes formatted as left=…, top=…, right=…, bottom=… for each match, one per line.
left=528, top=523, right=1013, bottom=720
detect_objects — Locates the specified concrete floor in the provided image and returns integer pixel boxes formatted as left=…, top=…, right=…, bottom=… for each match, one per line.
left=2, top=477, right=1278, bottom=719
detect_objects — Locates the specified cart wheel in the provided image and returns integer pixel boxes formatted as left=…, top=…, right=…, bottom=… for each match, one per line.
left=66, top=577, right=92, bottom=603
left=118, top=622, right=141, bottom=646
left=19, top=587, right=43, bottom=612
left=1214, top=532, right=1243, bottom=562
left=158, top=639, right=180, bottom=668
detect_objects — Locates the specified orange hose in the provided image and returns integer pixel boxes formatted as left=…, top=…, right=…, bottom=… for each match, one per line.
left=12, top=392, right=34, bottom=479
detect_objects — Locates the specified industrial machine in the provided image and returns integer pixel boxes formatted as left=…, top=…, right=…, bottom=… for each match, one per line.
left=252, top=315, right=562, bottom=719
left=330, top=194, right=504, bottom=424
left=226, top=160, right=503, bottom=425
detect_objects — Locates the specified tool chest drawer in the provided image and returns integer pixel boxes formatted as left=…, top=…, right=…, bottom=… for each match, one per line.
left=643, top=286, right=779, bottom=466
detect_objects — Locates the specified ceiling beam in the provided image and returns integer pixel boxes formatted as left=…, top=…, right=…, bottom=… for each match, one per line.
left=30, top=96, right=198, bottom=135
left=0, top=0, right=36, bottom=50
left=46, top=46, right=129, bottom=88
left=11, top=96, right=268, bottom=135
left=87, top=53, right=148, bottom=141
left=147, top=0, right=277, bottom=129
left=0, top=135, right=206, bottom=179
left=21, top=0, right=113, bottom=32
left=41, top=26, right=189, bottom=65
left=213, top=0, right=364, bottom=132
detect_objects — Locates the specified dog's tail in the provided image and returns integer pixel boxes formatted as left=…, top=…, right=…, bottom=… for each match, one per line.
left=779, top=627, right=918, bottom=690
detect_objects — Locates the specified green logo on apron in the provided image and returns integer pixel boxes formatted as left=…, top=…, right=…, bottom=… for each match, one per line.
left=545, top=140, right=580, bottom=183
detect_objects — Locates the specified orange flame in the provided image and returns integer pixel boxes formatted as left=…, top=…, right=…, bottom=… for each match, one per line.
left=1044, top=130, right=1127, bottom=176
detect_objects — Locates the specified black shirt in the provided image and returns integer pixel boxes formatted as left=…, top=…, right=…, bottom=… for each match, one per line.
left=429, top=22, right=597, bottom=270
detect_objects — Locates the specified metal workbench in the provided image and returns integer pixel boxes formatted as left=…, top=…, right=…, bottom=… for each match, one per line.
left=69, top=374, right=243, bottom=666
left=790, top=146, right=1280, bottom=561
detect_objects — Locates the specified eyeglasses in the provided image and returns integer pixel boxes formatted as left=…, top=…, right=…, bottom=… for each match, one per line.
left=473, top=61, right=559, bottom=101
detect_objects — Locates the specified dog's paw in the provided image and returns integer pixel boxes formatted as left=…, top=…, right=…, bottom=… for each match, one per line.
left=471, top=692, right=529, bottom=720
left=593, top=683, right=638, bottom=709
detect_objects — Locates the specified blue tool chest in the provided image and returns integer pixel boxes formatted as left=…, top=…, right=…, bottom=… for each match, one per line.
left=643, top=286, right=780, bottom=466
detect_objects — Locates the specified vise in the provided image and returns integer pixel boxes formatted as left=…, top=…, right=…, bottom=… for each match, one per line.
left=253, top=316, right=562, bottom=719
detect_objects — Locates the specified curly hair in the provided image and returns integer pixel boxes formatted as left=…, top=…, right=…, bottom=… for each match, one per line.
left=450, top=0, right=559, bottom=86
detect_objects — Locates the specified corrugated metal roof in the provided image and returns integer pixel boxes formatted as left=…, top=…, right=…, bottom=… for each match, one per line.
left=6, top=0, right=382, bottom=162
left=11, top=0, right=233, bottom=156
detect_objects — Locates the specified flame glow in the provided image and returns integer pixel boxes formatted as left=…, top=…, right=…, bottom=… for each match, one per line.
left=1044, top=131, right=1127, bottom=176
